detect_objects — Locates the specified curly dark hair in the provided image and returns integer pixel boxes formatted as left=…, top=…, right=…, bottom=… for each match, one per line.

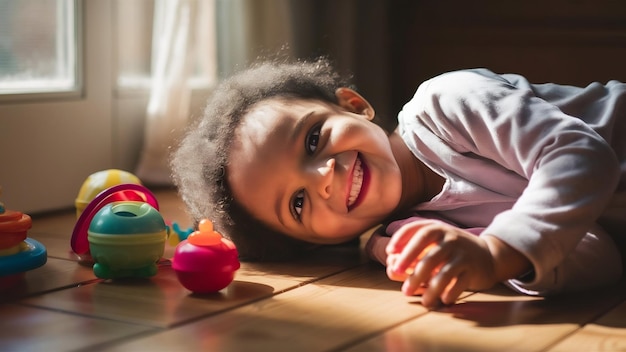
left=170, top=57, right=357, bottom=261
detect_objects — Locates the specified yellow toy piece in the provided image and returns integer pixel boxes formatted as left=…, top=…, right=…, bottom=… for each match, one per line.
left=75, top=169, right=142, bottom=218
left=166, top=222, right=194, bottom=247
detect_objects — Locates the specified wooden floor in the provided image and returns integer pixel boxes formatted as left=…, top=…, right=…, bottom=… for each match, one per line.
left=2, top=188, right=626, bottom=352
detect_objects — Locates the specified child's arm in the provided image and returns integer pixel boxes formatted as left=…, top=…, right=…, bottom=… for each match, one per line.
left=364, top=229, right=391, bottom=265
left=405, top=70, right=621, bottom=294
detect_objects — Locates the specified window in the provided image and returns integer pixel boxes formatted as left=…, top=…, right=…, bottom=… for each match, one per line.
left=0, top=0, right=216, bottom=98
left=0, top=0, right=79, bottom=98
left=0, top=0, right=217, bottom=213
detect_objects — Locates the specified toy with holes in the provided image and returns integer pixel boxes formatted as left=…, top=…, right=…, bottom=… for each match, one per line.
left=86, top=201, right=167, bottom=279
left=71, top=170, right=160, bottom=263
left=0, top=186, right=47, bottom=289
left=172, top=219, right=240, bottom=293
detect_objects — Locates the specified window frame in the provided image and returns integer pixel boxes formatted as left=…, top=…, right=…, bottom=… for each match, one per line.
left=0, top=0, right=83, bottom=103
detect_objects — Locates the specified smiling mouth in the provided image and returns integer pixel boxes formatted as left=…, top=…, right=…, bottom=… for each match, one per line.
left=347, top=154, right=367, bottom=209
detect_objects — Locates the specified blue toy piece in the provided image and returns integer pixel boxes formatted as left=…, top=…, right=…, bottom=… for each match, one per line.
left=87, top=201, right=167, bottom=279
left=0, top=191, right=47, bottom=288
left=167, top=222, right=194, bottom=245
left=0, top=238, right=47, bottom=276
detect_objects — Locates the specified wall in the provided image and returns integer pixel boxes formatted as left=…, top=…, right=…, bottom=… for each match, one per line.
left=388, top=1, right=626, bottom=115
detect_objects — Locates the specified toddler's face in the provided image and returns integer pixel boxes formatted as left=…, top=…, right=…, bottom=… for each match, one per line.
left=227, top=89, right=402, bottom=244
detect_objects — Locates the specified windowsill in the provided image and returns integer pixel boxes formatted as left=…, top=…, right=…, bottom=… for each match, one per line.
left=0, top=86, right=83, bottom=104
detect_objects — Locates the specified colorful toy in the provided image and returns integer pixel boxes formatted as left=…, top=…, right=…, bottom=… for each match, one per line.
left=75, top=169, right=143, bottom=218
left=172, top=219, right=240, bottom=293
left=87, top=201, right=167, bottom=279
left=71, top=183, right=159, bottom=259
left=71, top=170, right=236, bottom=288
left=0, top=187, right=47, bottom=289
left=167, top=221, right=194, bottom=247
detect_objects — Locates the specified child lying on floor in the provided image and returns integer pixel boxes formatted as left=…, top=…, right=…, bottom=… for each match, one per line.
left=171, top=58, right=626, bottom=308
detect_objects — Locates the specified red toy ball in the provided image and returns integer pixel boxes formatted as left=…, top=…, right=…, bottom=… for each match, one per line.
left=172, top=220, right=240, bottom=293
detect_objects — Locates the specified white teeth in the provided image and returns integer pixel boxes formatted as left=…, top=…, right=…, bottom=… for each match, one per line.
left=347, top=157, right=363, bottom=207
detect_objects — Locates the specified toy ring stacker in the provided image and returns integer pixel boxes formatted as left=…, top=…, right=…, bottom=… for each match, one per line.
left=0, top=239, right=47, bottom=288
left=0, top=202, right=47, bottom=289
left=71, top=183, right=159, bottom=258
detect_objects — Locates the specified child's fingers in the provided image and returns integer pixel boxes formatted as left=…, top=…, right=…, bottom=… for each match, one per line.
left=385, top=219, right=436, bottom=254
left=387, top=254, right=421, bottom=281
left=387, top=264, right=407, bottom=281
left=391, top=224, right=445, bottom=274
left=400, top=246, right=444, bottom=296
left=385, top=220, right=452, bottom=291
left=386, top=254, right=406, bottom=280
left=421, top=261, right=462, bottom=307
left=386, top=253, right=398, bottom=269
left=402, top=282, right=428, bottom=296
left=441, top=272, right=470, bottom=305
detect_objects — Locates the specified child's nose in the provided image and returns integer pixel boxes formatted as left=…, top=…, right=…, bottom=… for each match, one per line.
left=315, top=158, right=335, bottom=199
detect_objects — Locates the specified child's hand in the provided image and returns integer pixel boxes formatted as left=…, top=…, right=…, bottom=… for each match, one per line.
left=385, top=220, right=498, bottom=308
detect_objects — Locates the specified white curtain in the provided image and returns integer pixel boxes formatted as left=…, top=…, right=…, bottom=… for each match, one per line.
left=135, top=0, right=198, bottom=185
left=135, top=0, right=291, bottom=185
left=216, top=0, right=294, bottom=77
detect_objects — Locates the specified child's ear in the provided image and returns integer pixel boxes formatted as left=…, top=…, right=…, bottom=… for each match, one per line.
left=335, top=87, right=375, bottom=121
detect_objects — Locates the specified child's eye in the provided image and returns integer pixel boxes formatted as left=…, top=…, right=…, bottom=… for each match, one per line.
left=290, top=189, right=305, bottom=221
left=304, top=124, right=322, bottom=154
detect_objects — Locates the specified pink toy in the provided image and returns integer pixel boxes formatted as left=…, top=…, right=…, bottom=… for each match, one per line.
left=172, top=219, right=240, bottom=293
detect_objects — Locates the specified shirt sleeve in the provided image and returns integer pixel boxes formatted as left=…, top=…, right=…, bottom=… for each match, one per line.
left=411, top=69, right=621, bottom=286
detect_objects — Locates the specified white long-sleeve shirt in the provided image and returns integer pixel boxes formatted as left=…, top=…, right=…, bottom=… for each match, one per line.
left=396, top=69, right=626, bottom=294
